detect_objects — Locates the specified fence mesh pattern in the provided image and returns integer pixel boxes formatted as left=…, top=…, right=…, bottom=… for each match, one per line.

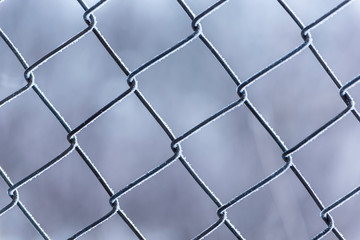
left=1, top=0, right=360, bottom=239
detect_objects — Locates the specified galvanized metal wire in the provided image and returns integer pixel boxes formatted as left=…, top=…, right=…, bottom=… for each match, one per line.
left=1, top=0, right=360, bottom=239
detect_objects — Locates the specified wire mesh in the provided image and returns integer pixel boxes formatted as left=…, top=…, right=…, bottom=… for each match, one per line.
left=1, top=0, right=360, bottom=239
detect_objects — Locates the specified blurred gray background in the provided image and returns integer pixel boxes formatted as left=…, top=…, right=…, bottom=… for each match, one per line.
left=1, top=0, right=360, bottom=239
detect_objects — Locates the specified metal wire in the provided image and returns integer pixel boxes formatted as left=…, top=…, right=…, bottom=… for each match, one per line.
left=0, top=0, right=359, bottom=239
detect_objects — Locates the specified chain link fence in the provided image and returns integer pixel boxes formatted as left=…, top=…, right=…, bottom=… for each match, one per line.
left=1, top=0, right=360, bottom=239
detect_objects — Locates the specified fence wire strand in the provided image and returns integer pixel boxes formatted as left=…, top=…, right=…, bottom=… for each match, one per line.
left=0, top=0, right=360, bottom=239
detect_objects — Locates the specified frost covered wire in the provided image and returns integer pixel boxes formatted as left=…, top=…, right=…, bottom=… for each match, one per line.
left=0, top=0, right=359, bottom=239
